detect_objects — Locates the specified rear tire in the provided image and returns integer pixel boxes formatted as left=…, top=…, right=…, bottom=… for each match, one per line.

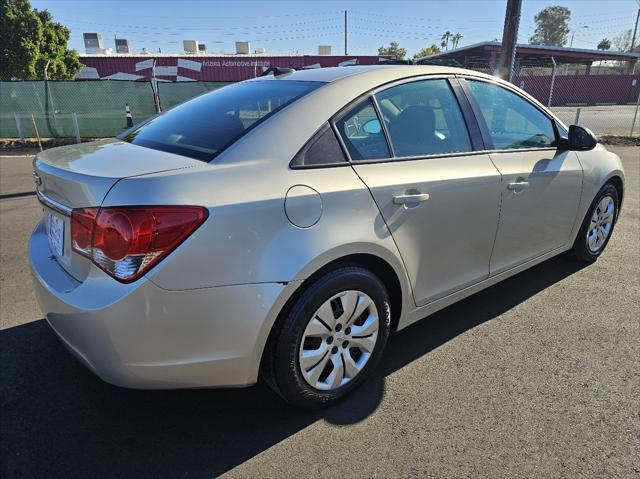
left=569, top=183, right=619, bottom=263
left=263, top=266, right=391, bottom=409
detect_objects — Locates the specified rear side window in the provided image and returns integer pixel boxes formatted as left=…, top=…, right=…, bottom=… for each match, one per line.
left=375, top=79, right=472, bottom=157
left=123, top=80, right=323, bottom=161
left=291, top=123, right=347, bottom=167
left=335, top=98, right=390, bottom=161
left=466, top=80, right=556, bottom=150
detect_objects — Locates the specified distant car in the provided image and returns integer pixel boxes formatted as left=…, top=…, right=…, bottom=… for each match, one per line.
left=30, top=66, right=624, bottom=408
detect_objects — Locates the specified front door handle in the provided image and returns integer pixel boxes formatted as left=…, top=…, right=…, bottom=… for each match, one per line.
left=507, top=180, right=530, bottom=190
left=393, top=193, right=430, bottom=205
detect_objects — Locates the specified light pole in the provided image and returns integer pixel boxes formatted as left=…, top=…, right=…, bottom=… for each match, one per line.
left=569, top=25, right=588, bottom=48
left=566, top=25, right=588, bottom=74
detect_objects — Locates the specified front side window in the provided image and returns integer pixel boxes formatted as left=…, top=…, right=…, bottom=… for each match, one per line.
left=123, top=80, right=323, bottom=161
left=466, top=80, right=556, bottom=150
left=335, top=98, right=390, bottom=161
left=375, top=79, right=472, bottom=157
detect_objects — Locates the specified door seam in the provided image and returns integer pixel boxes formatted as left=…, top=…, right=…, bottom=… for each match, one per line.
left=486, top=152, right=504, bottom=276
left=348, top=163, right=420, bottom=307
left=567, top=151, right=586, bottom=244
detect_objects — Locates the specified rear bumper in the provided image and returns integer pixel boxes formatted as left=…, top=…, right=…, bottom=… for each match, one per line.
left=29, top=219, right=290, bottom=389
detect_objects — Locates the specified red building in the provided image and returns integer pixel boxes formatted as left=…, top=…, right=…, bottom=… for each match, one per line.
left=77, top=54, right=385, bottom=82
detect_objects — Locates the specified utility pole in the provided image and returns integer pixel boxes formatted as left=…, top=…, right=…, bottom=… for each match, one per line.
left=344, top=10, right=348, bottom=55
left=631, top=8, right=640, bottom=52
left=496, top=0, right=522, bottom=81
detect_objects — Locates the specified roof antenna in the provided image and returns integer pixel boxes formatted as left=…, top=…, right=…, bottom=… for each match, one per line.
left=260, top=67, right=295, bottom=77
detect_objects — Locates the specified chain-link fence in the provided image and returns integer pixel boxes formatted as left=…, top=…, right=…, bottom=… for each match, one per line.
left=516, top=68, right=639, bottom=137
left=157, top=81, right=232, bottom=110
left=0, top=80, right=230, bottom=140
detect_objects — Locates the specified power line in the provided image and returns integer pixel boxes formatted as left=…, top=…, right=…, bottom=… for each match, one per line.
left=63, top=21, right=344, bottom=40
left=349, top=9, right=498, bottom=24
left=59, top=16, right=340, bottom=32
left=65, top=10, right=344, bottom=21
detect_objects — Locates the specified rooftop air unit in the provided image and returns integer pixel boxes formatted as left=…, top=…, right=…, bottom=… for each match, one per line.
left=83, top=33, right=106, bottom=54
left=115, top=38, right=132, bottom=54
left=198, top=43, right=207, bottom=53
left=183, top=40, right=199, bottom=54
left=235, top=41, right=251, bottom=54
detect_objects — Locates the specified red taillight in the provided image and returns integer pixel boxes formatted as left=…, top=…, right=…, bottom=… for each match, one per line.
left=71, top=206, right=208, bottom=283
left=71, top=208, right=98, bottom=256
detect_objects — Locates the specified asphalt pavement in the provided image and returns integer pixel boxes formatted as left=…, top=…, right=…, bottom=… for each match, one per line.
left=0, top=147, right=638, bottom=478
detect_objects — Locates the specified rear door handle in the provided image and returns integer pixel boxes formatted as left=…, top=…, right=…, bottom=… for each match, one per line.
left=507, top=180, right=530, bottom=190
left=393, top=193, right=430, bottom=205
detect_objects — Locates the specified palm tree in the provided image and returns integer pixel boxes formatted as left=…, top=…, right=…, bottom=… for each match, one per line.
left=441, top=31, right=452, bottom=51
left=451, top=33, right=463, bottom=49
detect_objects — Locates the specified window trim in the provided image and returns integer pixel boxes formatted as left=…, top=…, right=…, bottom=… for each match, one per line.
left=292, top=73, right=477, bottom=169
left=448, top=77, right=486, bottom=151
left=369, top=76, right=479, bottom=160
left=370, top=95, right=396, bottom=158
left=458, top=76, right=561, bottom=153
left=289, top=72, right=566, bottom=170
left=332, top=74, right=481, bottom=165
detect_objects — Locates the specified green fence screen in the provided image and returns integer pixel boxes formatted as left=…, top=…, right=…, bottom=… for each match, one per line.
left=157, top=81, right=232, bottom=110
left=0, top=80, right=231, bottom=139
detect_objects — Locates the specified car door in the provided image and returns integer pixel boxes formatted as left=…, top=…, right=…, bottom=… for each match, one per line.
left=462, top=78, right=583, bottom=274
left=335, top=78, right=502, bottom=306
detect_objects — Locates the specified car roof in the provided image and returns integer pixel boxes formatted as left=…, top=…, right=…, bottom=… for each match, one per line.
left=251, top=64, right=495, bottom=84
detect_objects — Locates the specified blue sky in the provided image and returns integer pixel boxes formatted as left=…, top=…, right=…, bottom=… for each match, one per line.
left=32, top=0, right=639, bottom=57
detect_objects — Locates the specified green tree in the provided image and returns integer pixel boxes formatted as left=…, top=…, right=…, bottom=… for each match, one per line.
left=378, top=41, right=406, bottom=60
left=612, top=29, right=632, bottom=51
left=451, top=33, right=463, bottom=49
left=529, top=6, right=571, bottom=46
left=441, top=31, right=452, bottom=51
left=0, top=0, right=81, bottom=80
left=597, top=38, right=611, bottom=51
left=413, top=44, right=442, bottom=59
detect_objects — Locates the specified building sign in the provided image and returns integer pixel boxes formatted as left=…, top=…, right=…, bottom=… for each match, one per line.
left=77, top=55, right=385, bottom=82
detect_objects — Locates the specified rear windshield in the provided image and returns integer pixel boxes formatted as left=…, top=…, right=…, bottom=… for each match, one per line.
left=123, top=80, right=323, bottom=161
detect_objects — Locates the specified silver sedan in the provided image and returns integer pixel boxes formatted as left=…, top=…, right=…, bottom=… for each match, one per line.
left=30, top=65, right=625, bottom=408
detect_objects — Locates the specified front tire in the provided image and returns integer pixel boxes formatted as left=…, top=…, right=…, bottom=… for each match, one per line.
left=570, top=183, right=619, bottom=262
left=264, top=266, right=391, bottom=409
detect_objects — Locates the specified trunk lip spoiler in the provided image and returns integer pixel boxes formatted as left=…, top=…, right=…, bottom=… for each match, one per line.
left=37, top=190, right=73, bottom=217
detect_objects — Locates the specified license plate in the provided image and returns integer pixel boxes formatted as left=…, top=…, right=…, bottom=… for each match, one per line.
left=48, top=214, right=65, bottom=257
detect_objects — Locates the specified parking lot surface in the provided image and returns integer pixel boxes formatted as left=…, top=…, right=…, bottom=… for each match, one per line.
left=0, top=147, right=638, bottom=478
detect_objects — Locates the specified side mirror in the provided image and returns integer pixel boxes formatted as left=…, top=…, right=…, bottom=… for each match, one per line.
left=567, top=125, right=597, bottom=151
left=362, top=119, right=382, bottom=135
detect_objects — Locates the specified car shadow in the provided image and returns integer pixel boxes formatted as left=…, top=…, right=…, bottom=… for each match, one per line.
left=0, top=256, right=585, bottom=478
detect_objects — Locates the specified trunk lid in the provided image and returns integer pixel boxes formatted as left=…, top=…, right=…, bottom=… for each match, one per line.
left=34, top=139, right=206, bottom=282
